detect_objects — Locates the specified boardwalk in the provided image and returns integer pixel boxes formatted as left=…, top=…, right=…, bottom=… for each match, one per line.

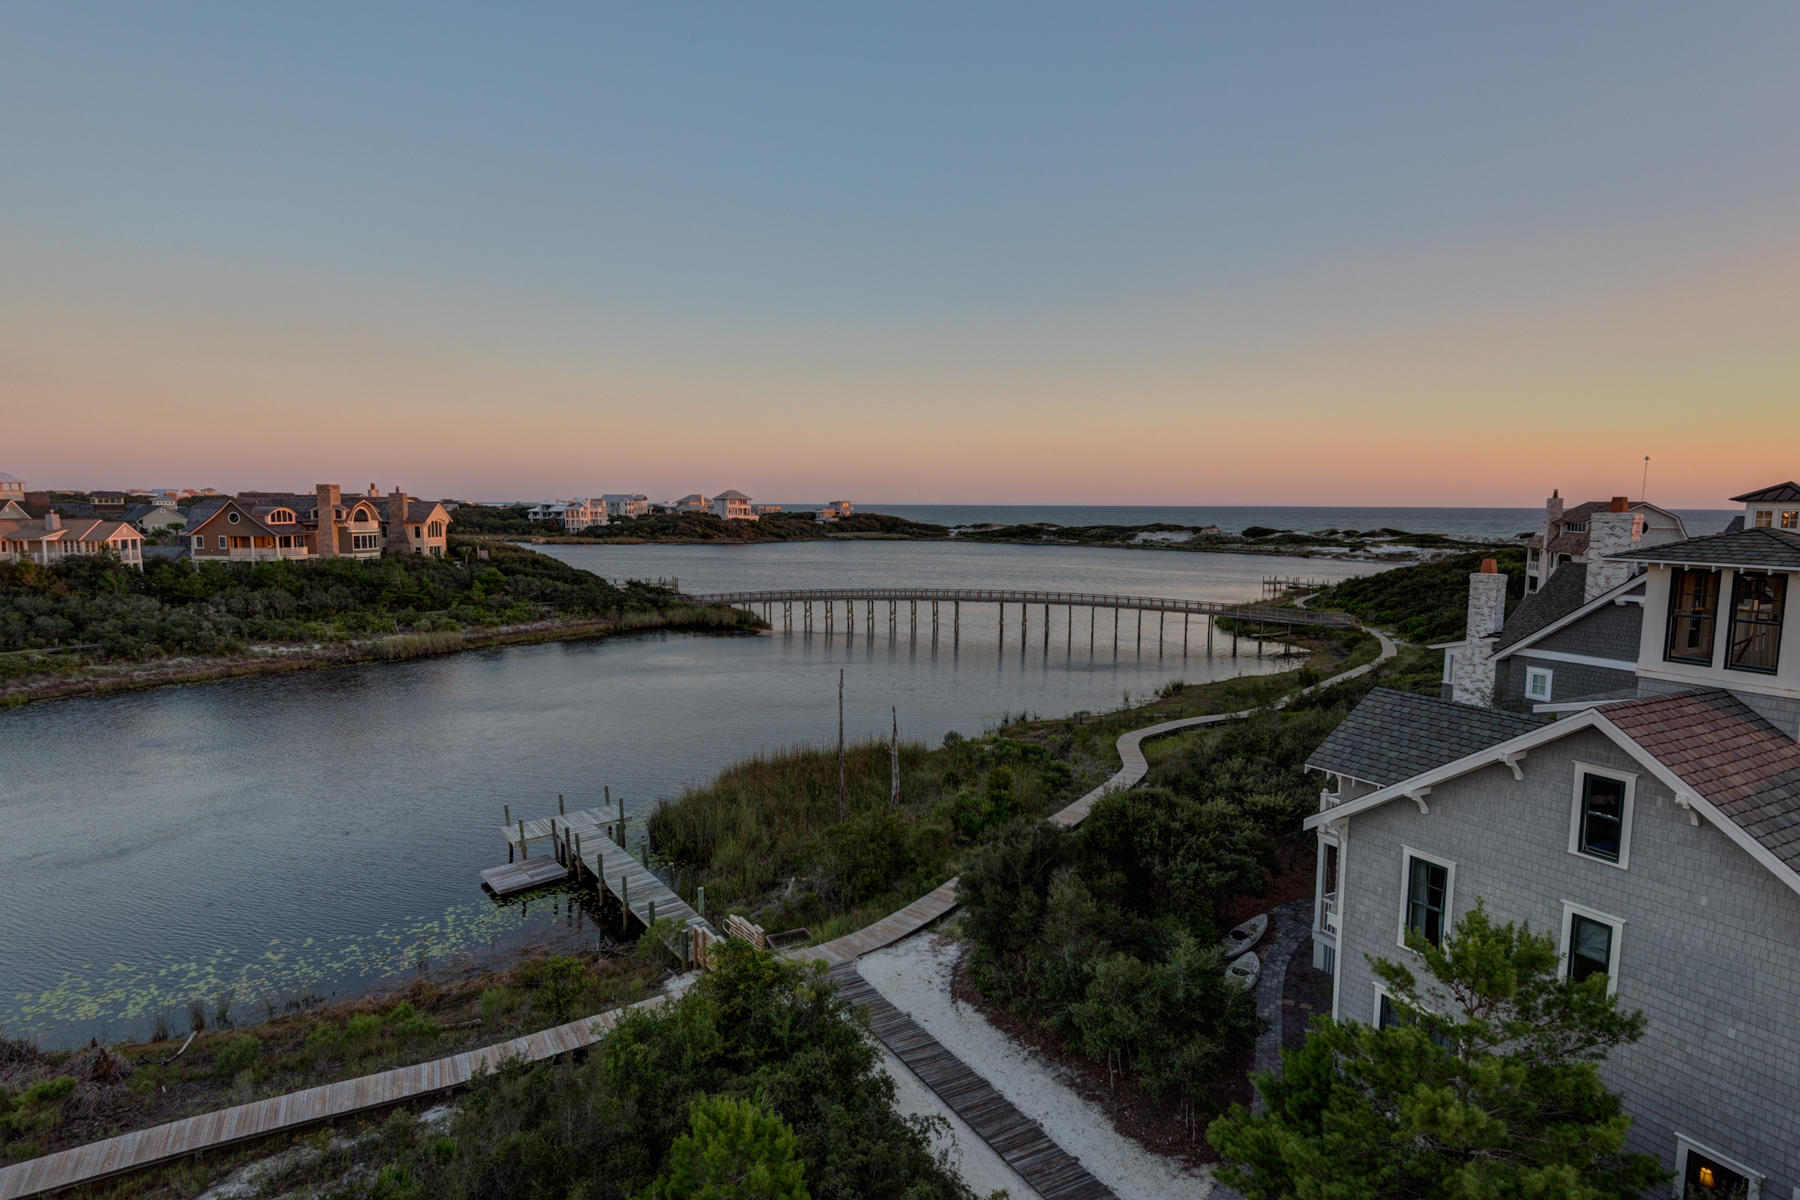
left=0, top=629, right=1397, bottom=1199
left=694, top=586, right=1357, bottom=628
left=830, top=966, right=1116, bottom=1200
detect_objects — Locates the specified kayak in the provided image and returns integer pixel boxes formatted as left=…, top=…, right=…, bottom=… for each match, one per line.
left=1227, top=951, right=1262, bottom=990
left=1222, top=913, right=1268, bottom=961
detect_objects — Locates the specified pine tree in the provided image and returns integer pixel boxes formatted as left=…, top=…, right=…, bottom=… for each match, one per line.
left=641, top=1092, right=809, bottom=1200
left=1209, top=901, right=1669, bottom=1199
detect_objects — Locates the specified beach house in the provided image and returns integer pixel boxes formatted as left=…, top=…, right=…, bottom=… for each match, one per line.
left=1306, top=480, right=1800, bottom=1195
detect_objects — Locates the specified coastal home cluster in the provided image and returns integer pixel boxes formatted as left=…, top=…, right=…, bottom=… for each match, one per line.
left=185, top=485, right=453, bottom=562
left=524, top=492, right=853, bottom=530
left=1307, top=480, right=1800, bottom=1195
left=0, top=472, right=145, bottom=568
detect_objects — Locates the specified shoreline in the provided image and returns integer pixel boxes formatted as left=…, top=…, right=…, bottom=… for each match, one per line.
left=0, top=607, right=759, bottom=708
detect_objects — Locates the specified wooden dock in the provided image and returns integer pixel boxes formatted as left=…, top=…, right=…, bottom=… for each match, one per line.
left=479, top=857, right=569, bottom=896
left=829, top=965, right=1116, bottom=1200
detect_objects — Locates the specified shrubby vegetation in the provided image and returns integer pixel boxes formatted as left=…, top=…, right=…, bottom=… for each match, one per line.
left=315, top=944, right=977, bottom=1200
left=0, top=540, right=713, bottom=674
left=1210, top=904, right=1667, bottom=1199
left=1308, top=549, right=1526, bottom=643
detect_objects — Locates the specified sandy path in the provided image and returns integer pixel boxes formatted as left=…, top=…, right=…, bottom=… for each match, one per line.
left=860, top=933, right=1218, bottom=1200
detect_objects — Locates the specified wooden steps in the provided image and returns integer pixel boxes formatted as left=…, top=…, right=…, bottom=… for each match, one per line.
left=830, top=965, right=1116, bottom=1200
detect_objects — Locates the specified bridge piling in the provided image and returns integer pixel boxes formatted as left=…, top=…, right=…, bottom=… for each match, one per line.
left=1066, top=605, right=1072, bottom=653
left=1043, top=603, right=1049, bottom=651
left=1090, top=606, right=1095, bottom=653
left=1159, top=611, right=1164, bottom=657
left=1136, top=609, right=1143, bottom=655
left=1020, top=602, right=1027, bottom=649
left=1113, top=606, right=1119, bottom=655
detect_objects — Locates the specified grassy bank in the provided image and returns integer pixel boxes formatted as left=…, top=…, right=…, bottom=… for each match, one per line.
left=0, top=539, right=763, bottom=705
left=649, top=626, right=1384, bottom=944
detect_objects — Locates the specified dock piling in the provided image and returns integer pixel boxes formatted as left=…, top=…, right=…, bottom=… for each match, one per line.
left=519, top=819, right=527, bottom=860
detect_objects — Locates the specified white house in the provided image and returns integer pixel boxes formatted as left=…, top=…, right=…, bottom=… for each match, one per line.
left=710, top=490, right=757, bottom=521
left=122, top=503, right=188, bottom=533
left=557, top=498, right=607, bottom=532
left=817, top=499, right=854, bottom=523
left=603, top=493, right=650, bottom=519
left=0, top=510, right=144, bottom=568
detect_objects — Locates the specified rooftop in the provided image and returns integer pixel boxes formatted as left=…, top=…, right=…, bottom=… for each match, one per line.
left=1306, top=687, right=1547, bottom=786
left=1610, top=526, right=1800, bottom=570
left=1730, top=481, right=1800, bottom=503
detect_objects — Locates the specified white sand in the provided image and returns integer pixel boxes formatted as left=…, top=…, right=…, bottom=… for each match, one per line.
left=860, top=933, right=1219, bottom=1200
left=877, top=1043, right=1038, bottom=1198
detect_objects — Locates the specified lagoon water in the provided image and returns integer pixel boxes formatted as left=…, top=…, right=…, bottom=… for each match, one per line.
left=0, top=542, right=1382, bottom=1045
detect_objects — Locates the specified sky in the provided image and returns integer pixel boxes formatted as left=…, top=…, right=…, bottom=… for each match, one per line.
left=3, top=3, right=1797, bottom=507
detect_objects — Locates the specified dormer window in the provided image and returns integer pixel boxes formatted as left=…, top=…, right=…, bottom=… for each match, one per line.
left=1784, top=510, right=1798, bottom=530
left=1563, top=521, right=1589, bottom=533
left=1726, top=572, right=1785, bottom=674
left=1664, top=568, right=1720, bottom=665
left=1754, top=509, right=1773, bottom=528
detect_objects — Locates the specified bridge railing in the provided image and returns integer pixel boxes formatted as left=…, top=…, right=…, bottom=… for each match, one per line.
left=687, top=587, right=1357, bottom=627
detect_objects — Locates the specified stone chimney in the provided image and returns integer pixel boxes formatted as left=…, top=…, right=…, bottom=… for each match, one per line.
left=1540, top=490, right=1564, bottom=583
left=315, top=483, right=341, bottom=558
left=386, top=487, right=412, bottom=555
left=1583, top=497, right=1642, bottom=601
left=1451, top=558, right=1508, bottom=707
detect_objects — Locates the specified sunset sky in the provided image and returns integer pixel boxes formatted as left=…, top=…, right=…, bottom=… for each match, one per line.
left=3, top=3, right=1796, bottom=507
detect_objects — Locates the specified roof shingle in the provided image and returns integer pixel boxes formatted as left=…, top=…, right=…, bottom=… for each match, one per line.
left=1611, top=527, right=1800, bottom=570
left=1307, top=688, right=1548, bottom=786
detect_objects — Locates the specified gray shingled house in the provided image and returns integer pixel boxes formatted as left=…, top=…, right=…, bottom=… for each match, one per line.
left=1304, top=483, right=1800, bottom=1197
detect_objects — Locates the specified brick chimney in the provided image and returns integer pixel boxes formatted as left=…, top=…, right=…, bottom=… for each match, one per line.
left=1540, top=490, right=1564, bottom=584
left=386, top=486, right=411, bottom=555
left=315, top=483, right=341, bottom=557
left=1451, top=558, right=1508, bottom=707
left=1583, top=497, right=1642, bottom=601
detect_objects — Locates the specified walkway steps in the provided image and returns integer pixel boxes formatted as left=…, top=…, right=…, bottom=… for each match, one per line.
left=829, top=965, right=1116, bottom=1200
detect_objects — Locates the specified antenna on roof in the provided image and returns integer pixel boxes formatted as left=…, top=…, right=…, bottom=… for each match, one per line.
left=1640, top=456, right=1650, bottom=503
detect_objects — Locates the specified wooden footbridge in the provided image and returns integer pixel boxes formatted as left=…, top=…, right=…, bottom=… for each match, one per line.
left=692, top=586, right=1356, bottom=655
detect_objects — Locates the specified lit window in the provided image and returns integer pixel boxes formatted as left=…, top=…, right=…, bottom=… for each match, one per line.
left=1676, top=1136, right=1759, bottom=1197
left=1726, top=572, right=1785, bottom=674
left=1753, top=509, right=1772, bottom=528
left=1664, top=568, right=1720, bottom=665
left=1784, top=510, right=1799, bottom=530
left=1525, top=667, right=1553, bottom=701
left=1569, top=767, right=1634, bottom=867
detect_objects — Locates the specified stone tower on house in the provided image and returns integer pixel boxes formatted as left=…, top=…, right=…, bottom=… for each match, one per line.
left=1450, top=558, right=1508, bottom=705
left=315, top=483, right=341, bottom=557
left=385, top=487, right=412, bottom=555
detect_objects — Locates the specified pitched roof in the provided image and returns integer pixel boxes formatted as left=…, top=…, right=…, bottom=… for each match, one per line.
left=1598, top=689, right=1800, bottom=873
left=1723, top=515, right=1745, bottom=534
left=0, top=472, right=22, bottom=483
left=1611, top=527, right=1800, bottom=570
left=1495, top=561, right=1588, bottom=650
left=1306, top=688, right=1548, bottom=786
left=1730, top=481, right=1800, bottom=503
left=713, top=489, right=751, bottom=500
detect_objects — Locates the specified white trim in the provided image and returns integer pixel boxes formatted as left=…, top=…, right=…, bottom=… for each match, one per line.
left=1558, top=900, right=1624, bottom=996
left=1567, top=761, right=1636, bottom=870
left=1672, top=1132, right=1763, bottom=1199
left=1492, top=573, right=1645, bottom=661
left=1397, top=845, right=1456, bottom=952
left=1372, top=983, right=1396, bottom=1028
left=1510, top=648, right=1636, bottom=670
left=1525, top=665, right=1554, bottom=702
left=1301, top=706, right=1800, bottom=904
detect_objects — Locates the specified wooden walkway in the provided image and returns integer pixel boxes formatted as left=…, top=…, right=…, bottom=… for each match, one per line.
left=691, top=586, right=1358, bottom=628
left=830, top=966, right=1115, bottom=1200
left=479, top=857, right=569, bottom=896
left=0, top=629, right=1398, bottom=1199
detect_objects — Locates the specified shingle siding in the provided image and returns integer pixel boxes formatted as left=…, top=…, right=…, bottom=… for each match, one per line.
left=1530, top=600, right=1642, bottom=661
left=1499, top=655, right=1635, bottom=709
left=1330, top=728, right=1800, bottom=1191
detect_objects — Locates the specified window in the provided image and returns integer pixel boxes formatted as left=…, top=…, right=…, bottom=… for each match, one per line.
left=227, top=511, right=240, bottom=524
left=193, top=536, right=203, bottom=550
left=1665, top=568, right=1720, bottom=665
left=1399, top=849, right=1453, bottom=949
left=1525, top=666, right=1553, bottom=702
left=217, top=536, right=227, bottom=549
left=1753, top=509, right=1772, bottom=528
left=1375, top=990, right=1399, bottom=1030
left=1559, top=902, right=1623, bottom=995
left=1725, top=572, right=1785, bottom=674
left=1568, top=766, right=1635, bottom=867
left=1675, top=1134, right=1761, bottom=1199
left=1784, top=511, right=1799, bottom=530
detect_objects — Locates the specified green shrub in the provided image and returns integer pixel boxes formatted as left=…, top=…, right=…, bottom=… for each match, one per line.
left=478, top=987, right=512, bottom=1024
left=213, top=1035, right=262, bottom=1077
left=386, top=1002, right=439, bottom=1039
left=344, top=1013, right=383, bottom=1041
left=534, top=956, right=588, bottom=1022
left=0, top=1076, right=76, bottom=1137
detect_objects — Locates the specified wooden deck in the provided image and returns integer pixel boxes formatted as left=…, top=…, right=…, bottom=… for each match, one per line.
left=479, top=857, right=570, bottom=896
left=830, top=966, right=1116, bottom=1200
left=498, top=806, right=620, bottom=853
left=578, top=828, right=714, bottom=950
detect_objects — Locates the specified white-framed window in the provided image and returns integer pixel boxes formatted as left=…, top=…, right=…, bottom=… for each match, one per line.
left=227, top=511, right=240, bottom=524
left=192, top=536, right=203, bottom=550
left=1567, top=763, right=1636, bottom=869
left=1525, top=666, right=1553, bottom=702
left=1397, top=847, right=1455, bottom=950
left=1442, top=651, right=1456, bottom=683
left=1558, top=901, right=1624, bottom=995
left=1784, top=510, right=1799, bottom=531
left=1672, top=1132, right=1762, bottom=1198
left=1753, top=509, right=1773, bottom=528
left=217, top=536, right=227, bottom=549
